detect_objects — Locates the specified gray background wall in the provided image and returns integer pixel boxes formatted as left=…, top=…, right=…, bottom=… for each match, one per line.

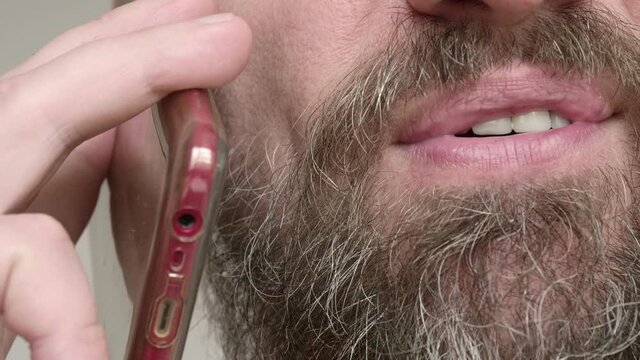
left=1, top=1, right=220, bottom=359
left=0, top=1, right=109, bottom=72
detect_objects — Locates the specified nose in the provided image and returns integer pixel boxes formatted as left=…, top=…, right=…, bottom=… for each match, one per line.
left=407, top=0, right=547, bottom=24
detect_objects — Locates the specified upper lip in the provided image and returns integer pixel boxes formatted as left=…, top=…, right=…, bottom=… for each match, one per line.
left=394, top=64, right=616, bottom=144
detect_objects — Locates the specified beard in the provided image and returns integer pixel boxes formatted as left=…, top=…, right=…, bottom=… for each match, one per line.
left=208, top=4, right=640, bottom=359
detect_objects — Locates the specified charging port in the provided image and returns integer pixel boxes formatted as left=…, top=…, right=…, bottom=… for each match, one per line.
left=153, top=298, right=178, bottom=338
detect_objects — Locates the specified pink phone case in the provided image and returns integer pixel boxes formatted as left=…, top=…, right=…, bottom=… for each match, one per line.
left=125, top=89, right=226, bottom=360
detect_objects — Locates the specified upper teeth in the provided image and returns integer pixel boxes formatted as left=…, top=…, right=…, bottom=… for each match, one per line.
left=471, top=111, right=570, bottom=136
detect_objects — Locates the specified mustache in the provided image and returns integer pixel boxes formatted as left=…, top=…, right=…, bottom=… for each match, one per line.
left=396, top=5, right=640, bottom=87
left=306, top=4, right=640, bottom=185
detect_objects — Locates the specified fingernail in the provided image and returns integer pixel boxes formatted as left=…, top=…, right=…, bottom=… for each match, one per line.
left=198, top=13, right=234, bottom=24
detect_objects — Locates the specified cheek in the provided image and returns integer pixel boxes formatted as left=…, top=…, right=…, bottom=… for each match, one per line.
left=625, top=0, right=640, bottom=21
left=215, top=0, right=406, bottom=161
left=272, top=1, right=397, bottom=93
left=600, top=0, right=640, bottom=25
left=227, top=0, right=402, bottom=114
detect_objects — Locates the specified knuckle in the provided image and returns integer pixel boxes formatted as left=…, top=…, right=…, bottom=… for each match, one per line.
left=0, top=77, right=29, bottom=124
left=0, top=75, right=73, bottom=151
left=143, top=46, right=177, bottom=95
left=91, top=12, right=118, bottom=34
left=40, top=24, right=94, bottom=61
left=50, top=27, right=84, bottom=50
left=94, top=10, right=115, bottom=26
left=0, top=77, right=18, bottom=113
left=45, top=10, right=116, bottom=55
left=16, top=214, right=70, bottom=245
left=28, top=214, right=69, bottom=242
left=0, top=214, right=71, bottom=254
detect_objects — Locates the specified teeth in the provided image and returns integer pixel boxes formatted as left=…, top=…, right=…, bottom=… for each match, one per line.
left=550, top=112, right=570, bottom=129
left=470, top=110, right=562, bottom=136
left=512, top=110, right=551, bottom=133
left=471, top=117, right=512, bottom=136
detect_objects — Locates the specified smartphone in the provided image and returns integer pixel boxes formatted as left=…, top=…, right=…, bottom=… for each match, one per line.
left=125, top=89, right=227, bottom=360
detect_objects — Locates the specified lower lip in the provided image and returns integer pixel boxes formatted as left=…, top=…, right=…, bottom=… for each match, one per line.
left=396, top=122, right=603, bottom=171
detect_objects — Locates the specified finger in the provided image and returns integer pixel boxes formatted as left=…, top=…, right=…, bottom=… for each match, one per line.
left=0, top=14, right=252, bottom=212
left=2, top=0, right=217, bottom=79
left=0, top=214, right=107, bottom=360
left=2, top=133, right=115, bottom=354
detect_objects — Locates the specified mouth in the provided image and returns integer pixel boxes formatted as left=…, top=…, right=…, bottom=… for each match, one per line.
left=392, top=64, right=619, bottom=180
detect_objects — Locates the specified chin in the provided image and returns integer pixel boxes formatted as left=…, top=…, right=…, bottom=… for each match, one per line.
left=206, top=139, right=640, bottom=359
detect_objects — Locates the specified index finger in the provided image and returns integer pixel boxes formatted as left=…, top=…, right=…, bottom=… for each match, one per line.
left=0, top=15, right=252, bottom=212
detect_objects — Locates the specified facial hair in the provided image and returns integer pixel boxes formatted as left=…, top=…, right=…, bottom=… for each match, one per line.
left=208, top=4, right=640, bottom=359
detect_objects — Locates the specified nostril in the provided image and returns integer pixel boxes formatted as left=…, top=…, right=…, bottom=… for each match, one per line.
left=409, top=0, right=491, bottom=23
left=408, top=0, right=544, bottom=25
left=445, top=0, right=490, bottom=10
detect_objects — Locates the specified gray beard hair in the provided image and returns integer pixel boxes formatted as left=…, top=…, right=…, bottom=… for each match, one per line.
left=208, top=4, right=640, bottom=360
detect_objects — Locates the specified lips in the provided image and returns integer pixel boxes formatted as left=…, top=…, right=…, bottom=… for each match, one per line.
left=396, top=65, right=614, bottom=144
left=390, top=64, right=617, bottom=174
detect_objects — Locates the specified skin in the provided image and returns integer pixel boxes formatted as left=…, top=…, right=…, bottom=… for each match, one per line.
left=3, top=0, right=640, bottom=357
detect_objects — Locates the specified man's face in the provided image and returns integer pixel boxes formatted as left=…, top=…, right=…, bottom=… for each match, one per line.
left=207, top=0, right=640, bottom=358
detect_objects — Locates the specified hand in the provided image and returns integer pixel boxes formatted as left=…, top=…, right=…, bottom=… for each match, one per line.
left=0, top=0, right=252, bottom=358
